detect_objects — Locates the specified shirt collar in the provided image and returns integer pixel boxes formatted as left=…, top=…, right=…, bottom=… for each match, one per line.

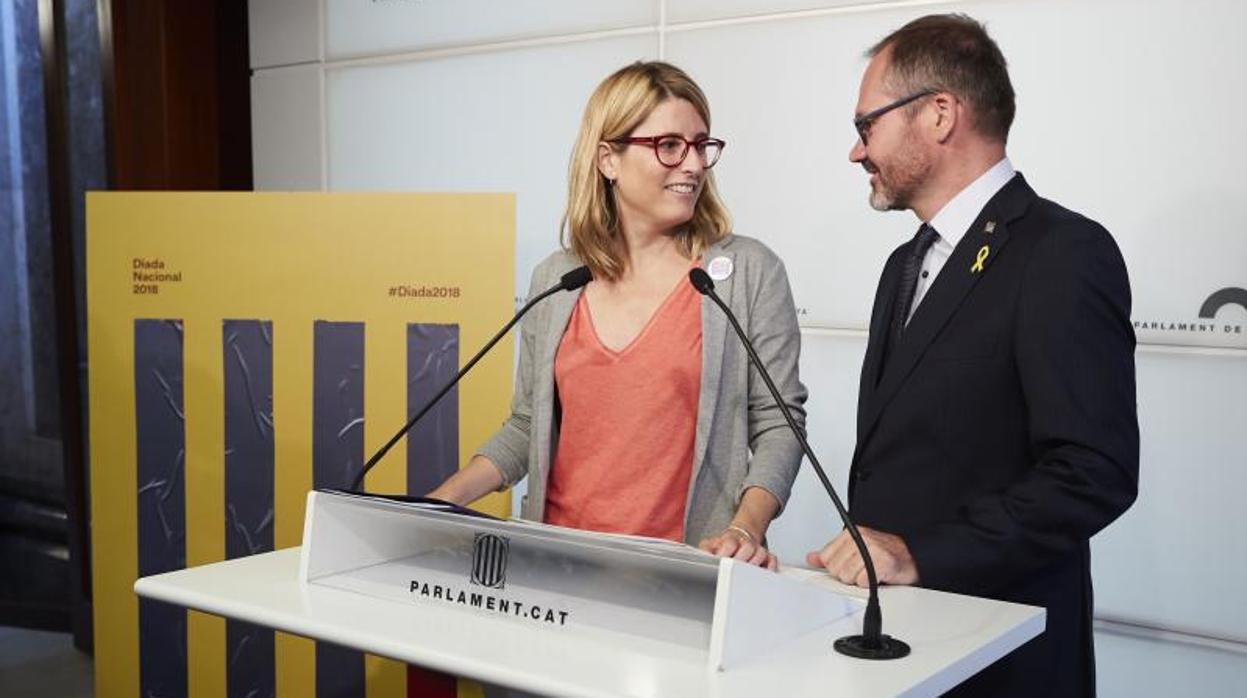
left=927, top=157, right=1016, bottom=247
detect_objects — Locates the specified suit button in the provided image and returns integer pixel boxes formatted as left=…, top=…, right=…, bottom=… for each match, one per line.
left=856, top=470, right=871, bottom=482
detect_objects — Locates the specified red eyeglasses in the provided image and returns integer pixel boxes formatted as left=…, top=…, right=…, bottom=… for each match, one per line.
left=611, top=135, right=726, bottom=168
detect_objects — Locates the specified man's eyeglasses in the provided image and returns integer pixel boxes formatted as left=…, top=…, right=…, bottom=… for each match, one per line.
left=853, top=90, right=936, bottom=146
left=611, top=135, right=726, bottom=168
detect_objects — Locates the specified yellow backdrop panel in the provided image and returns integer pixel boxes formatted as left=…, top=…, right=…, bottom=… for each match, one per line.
left=87, top=192, right=515, bottom=698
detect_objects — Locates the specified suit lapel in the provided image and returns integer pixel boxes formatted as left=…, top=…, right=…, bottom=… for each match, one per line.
left=857, top=250, right=903, bottom=441
left=856, top=174, right=1036, bottom=453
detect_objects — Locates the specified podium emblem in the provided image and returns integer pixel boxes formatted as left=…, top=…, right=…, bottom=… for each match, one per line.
left=471, top=533, right=510, bottom=589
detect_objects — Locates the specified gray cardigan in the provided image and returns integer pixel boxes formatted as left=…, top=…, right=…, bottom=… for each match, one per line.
left=477, top=234, right=808, bottom=544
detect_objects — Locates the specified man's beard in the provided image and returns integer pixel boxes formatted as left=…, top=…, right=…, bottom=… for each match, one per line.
left=866, top=130, right=930, bottom=212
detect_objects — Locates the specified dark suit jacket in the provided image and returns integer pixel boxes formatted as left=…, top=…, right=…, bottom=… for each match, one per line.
left=849, top=174, right=1139, bottom=697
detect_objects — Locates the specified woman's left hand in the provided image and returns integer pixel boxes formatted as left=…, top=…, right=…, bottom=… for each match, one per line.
left=698, top=525, right=778, bottom=571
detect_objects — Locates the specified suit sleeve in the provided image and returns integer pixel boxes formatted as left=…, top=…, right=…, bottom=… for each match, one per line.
left=739, top=251, right=809, bottom=512
left=906, top=221, right=1140, bottom=594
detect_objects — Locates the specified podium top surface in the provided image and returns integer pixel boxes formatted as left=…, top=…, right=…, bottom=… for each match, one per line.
left=135, top=547, right=1043, bottom=698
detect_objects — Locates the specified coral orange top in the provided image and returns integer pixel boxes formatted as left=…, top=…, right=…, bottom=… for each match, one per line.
left=543, top=277, right=702, bottom=541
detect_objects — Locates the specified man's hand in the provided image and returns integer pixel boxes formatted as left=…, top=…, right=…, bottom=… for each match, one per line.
left=805, top=526, right=919, bottom=587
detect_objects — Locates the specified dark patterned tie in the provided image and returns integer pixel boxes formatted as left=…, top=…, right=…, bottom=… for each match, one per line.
left=889, top=223, right=940, bottom=348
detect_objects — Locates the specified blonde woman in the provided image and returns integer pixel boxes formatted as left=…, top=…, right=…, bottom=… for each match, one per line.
left=429, top=61, right=806, bottom=569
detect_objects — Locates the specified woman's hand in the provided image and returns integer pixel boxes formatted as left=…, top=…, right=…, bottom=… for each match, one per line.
left=698, top=523, right=778, bottom=571
left=697, top=486, right=781, bottom=570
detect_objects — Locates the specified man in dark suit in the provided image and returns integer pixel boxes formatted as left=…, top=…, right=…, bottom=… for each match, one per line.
left=805, top=14, right=1139, bottom=697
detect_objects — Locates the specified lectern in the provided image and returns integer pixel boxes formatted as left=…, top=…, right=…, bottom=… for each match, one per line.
left=135, top=490, right=1045, bottom=697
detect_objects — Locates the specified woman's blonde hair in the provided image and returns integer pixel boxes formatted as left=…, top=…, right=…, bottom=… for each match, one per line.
left=561, top=61, right=731, bottom=281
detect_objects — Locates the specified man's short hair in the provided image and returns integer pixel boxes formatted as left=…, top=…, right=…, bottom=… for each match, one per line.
left=869, top=14, right=1016, bottom=142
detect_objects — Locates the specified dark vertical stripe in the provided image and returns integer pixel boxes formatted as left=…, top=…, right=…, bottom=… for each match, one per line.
left=312, top=321, right=365, bottom=698
left=135, top=319, right=187, bottom=698
left=406, top=323, right=460, bottom=695
left=407, top=324, right=459, bottom=496
left=223, top=320, right=275, bottom=698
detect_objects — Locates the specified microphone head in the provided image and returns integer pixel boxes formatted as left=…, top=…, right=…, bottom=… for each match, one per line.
left=560, top=266, right=593, bottom=291
left=689, top=267, right=715, bottom=294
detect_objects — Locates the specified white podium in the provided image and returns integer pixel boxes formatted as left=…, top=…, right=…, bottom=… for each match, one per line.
left=134, top=490, right=1044, bottom=697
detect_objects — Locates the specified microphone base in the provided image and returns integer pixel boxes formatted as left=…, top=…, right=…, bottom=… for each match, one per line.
left=834, top=633, right=911, bottom=660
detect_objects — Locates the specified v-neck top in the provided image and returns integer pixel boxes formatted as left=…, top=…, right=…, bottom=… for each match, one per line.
left=543, top=276, right=703, bottom=541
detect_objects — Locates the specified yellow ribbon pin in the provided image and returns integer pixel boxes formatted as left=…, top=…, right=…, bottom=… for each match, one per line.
left=970, top=245, right=990, bottom=273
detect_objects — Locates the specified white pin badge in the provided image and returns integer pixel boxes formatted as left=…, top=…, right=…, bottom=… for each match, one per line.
left=707, top=256, right=734, bottom=281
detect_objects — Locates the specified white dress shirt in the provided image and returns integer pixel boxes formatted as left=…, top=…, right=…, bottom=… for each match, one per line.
left=908, top=157, right=1017, bottom=322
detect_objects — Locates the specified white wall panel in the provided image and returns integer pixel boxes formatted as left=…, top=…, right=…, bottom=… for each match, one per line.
left=1092, top=348, right=1247, bottom=642
left=667, top=0, right=1247, bottom=349
left=249, top=0, right=322, bottom=68
left=666, top=8, right=932, bottom=330
left=990, top=0, right=1247, bottom=350
left=325, top=34, right=658, bottom=298
left=326, top=0, right=656, bottom=59
left=251, top=65, right=325, bottom=190
left=668, top=0, right=894, bottom=24
left=1096, top=629, right=1247, bottom=695
left=767, top=331, right=864, bottom=565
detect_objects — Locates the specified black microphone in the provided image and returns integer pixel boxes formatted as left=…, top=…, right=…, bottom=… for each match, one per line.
left=688, top=267, right=909, bottom=660
left=349, top=265, right=592, bottom=491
